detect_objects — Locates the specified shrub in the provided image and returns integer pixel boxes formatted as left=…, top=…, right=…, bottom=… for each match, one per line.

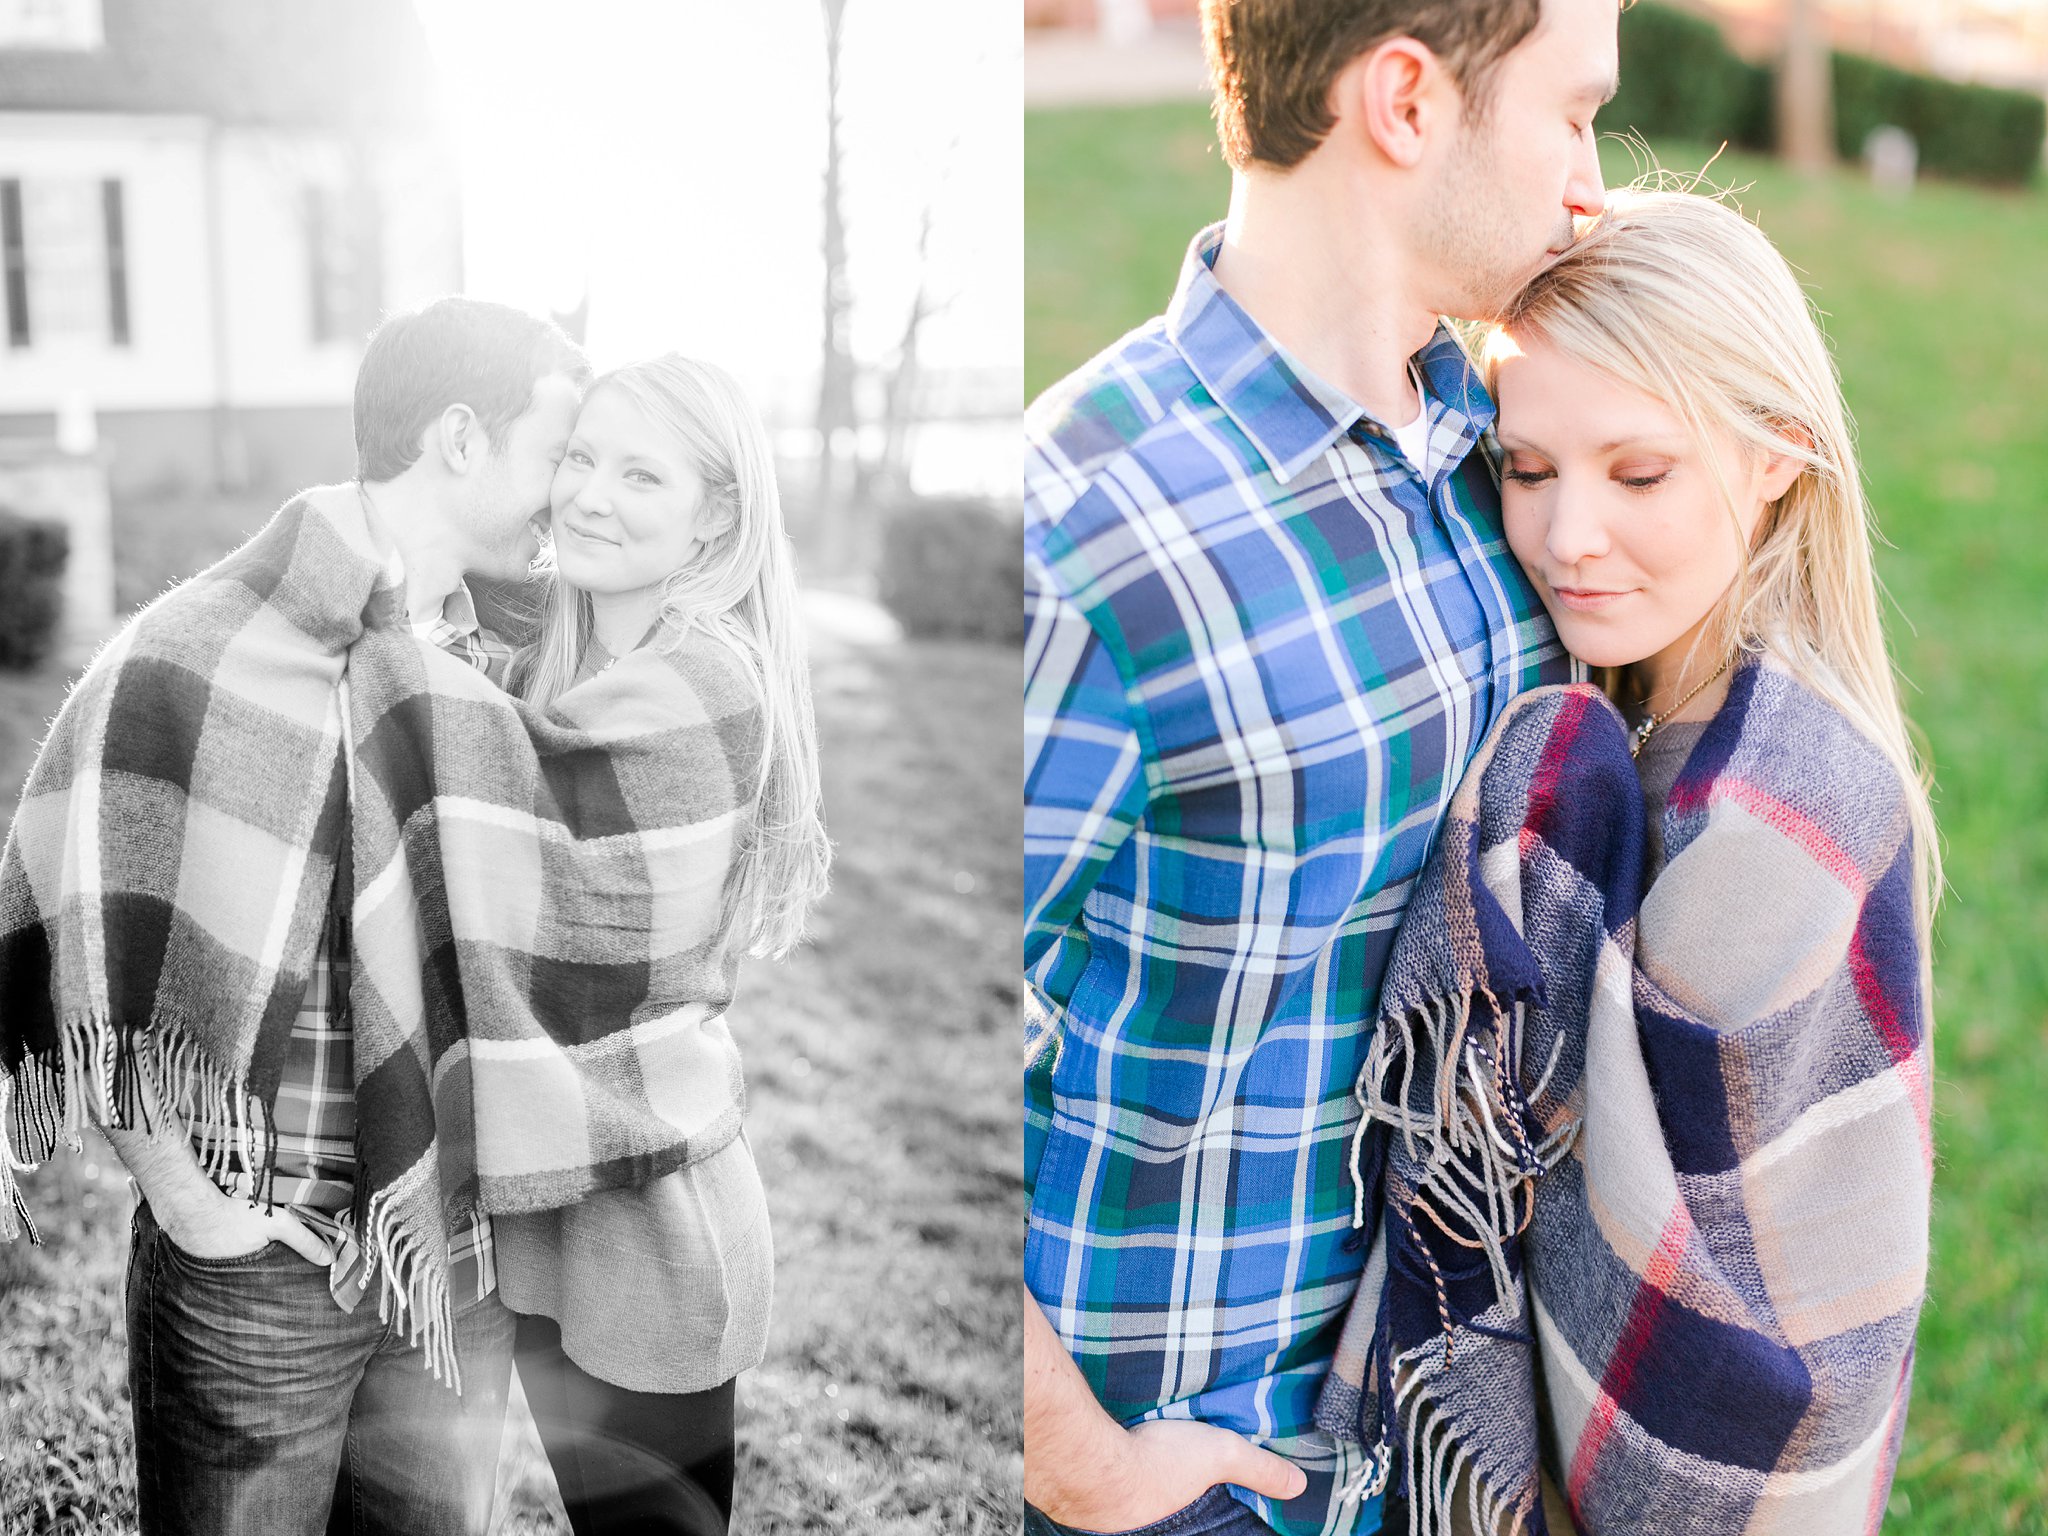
left=877, top=497, right=1024, bottom=645
left=1833, top=51, right=2045, bottom=186
left=1603, top=3, right=2045, bottom=188
left=0, top=507, right=68, bottom=669
left=1602, top=3, right=1773, bottom=153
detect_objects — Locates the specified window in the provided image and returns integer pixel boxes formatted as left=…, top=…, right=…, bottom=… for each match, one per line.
left=0, top=174, right=133, bottom=350
left=0, top=0, right=102, bottom=49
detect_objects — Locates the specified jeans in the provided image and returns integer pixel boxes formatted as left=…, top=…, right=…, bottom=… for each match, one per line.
left=513, top=1312, right=736, bottom=1536
left=125, top=1198, right=516, bottom=1536
left=1024, top=1486, right=1280, bottom=1536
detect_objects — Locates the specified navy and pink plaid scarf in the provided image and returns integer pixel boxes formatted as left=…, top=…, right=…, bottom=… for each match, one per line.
left=1318, top=660, right=1930, bottom=1535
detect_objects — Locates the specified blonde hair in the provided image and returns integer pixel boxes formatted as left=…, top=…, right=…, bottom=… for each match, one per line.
left=1482, top=188, right=1942, bottom=951
left=514, top=355, right=831, bottom=959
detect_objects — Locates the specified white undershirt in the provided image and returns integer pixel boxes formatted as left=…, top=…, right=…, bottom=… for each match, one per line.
left=1386, top=362, right=1431, bottom=479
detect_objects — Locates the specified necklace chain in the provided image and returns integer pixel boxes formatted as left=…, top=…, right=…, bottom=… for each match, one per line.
left=1630, top=656, right=1733, bottom=760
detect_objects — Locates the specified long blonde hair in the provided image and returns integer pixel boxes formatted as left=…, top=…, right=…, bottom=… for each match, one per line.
left=514, top=355, right=831, bottom=959
left=1482, top=188, right=1942, bottom=946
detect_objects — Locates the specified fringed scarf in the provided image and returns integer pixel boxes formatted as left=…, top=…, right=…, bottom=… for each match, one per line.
left=1318, top=662, right=1930, bottom=1536
left=1, top=487, right=763, bottom=1385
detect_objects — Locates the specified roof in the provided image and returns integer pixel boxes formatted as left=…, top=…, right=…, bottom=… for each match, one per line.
left=0, top=0, right=445, bottom=133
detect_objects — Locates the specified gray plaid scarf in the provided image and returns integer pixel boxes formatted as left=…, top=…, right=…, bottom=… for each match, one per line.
left=2, top=487, right=763, bottom=1382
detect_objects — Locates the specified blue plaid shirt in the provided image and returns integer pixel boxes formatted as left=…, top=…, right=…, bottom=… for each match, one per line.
left=1024, top=225, right=1573, bottom=1536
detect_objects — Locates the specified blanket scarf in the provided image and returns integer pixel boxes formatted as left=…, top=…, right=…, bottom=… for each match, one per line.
left=0, top=487, right=763, bottom=1384
left=1316, top=660, right=1931, bottom=1535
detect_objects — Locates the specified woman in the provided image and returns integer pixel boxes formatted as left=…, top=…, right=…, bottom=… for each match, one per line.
left=489, top=354, right=832, bottom=1535
left=1317, top=190, right=1937, bottom=1535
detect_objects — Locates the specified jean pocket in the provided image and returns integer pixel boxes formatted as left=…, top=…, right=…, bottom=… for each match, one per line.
left=139, top=1199, right=291, bottom=1271
left=1038, top=1485, right=1243, bottom=1536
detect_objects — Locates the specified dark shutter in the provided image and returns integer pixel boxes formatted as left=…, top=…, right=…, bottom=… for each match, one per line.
left=102, top=177, right=129, bottom=346
left=1, top=179, right=28, bottom=348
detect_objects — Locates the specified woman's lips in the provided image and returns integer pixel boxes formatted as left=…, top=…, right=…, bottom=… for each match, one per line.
left=565, top=522, right=618, bottom=549
left=1549, top=585, right=1633, bottom=612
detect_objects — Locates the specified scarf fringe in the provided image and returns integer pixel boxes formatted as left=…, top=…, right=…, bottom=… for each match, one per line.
left=1351, top=991, right=1578, bottom=1536
left=1, top=1017, right=462, bottom=1394
left=1354, top=993, right=1576, bottom=1319
left=1, top=1017, right=281, bottom=1244
left=1390, top=1338, right=1544, bottom=1536
left=359, top=1156, right=462, bottom=1393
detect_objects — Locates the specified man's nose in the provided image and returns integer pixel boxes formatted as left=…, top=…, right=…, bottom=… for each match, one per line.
left=1567, top=126, right=1605, bottom=221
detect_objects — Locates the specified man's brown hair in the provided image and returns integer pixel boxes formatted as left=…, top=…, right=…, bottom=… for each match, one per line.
left=354, top=297, right=591, bottom=483
left=1201, top=0, right=1545, bottom=171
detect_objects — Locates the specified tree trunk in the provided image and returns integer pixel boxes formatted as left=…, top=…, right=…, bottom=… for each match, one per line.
left=1777, top=0, right=1834, bottom=174
left=815, top=0, right=860, bottom=573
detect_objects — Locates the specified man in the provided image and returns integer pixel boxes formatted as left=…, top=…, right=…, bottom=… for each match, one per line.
left=1022, top=2, right=1618, bottom=1533
left=1, top=297, right=586, bottom=1534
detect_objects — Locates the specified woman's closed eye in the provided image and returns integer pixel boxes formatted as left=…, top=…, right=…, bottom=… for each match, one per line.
left=1613, top=461, right=1675, bottom=492
left=1503, top=461, right=1555, bottom=487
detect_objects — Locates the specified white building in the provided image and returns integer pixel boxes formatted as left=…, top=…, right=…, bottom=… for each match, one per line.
left=0, top=0, right=462, bottom=497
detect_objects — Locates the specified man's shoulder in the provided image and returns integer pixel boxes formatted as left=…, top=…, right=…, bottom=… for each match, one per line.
left=1025, top=316, right=1199, bottom=531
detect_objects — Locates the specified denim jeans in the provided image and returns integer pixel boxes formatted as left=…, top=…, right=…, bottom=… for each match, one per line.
left=1024, top=1486, right=1280, bottom=1536
left=125, top=1198, right=516, bottom=1536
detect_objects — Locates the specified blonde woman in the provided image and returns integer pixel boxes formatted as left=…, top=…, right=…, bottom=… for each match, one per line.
left=496, top=355, right=831, bottom=1535
left=1317, top=190, right=1937, bottom=1535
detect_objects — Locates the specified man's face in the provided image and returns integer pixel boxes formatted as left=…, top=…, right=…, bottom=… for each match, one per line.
left=1418, top=0, right=1617, bottom=322
left=461, top=372, right=583, bottom=580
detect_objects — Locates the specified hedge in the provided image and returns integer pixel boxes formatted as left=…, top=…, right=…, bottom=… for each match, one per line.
left=1601, top=2, right=1773, bottom=153
left=1832, top=50, right=2046, bottom=185
left=0, top=507, right=68, bottom=669
left=877, top=497, right=1024, bottom=645
left=1599, top=3, right=2044, bottom=188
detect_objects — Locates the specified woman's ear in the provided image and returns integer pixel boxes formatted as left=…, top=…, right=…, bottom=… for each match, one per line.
left=696, top=492, right=739, bottom=545
left=1757, top=432, right=1810, bottom=504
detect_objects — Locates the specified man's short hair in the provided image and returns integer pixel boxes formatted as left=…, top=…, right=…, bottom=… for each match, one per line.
left=353, top=297, right=592, bottom=482
left=1201, top=0, right=1545, bottom=171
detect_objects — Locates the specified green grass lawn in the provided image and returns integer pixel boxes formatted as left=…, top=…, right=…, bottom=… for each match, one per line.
left=0, top=552, right=1021, bottom=1531
left=1030, top=104, right=2048, bottom=1533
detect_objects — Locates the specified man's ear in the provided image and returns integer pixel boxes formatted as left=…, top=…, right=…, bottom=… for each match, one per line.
left=427, top=403, right=485, bottom=475
left=1339, top=38, right=1449, bottom=170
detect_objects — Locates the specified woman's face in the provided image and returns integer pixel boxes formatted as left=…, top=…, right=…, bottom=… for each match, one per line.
left=548, top=385, right=721, bottom=596
left=1493, top=334, right=1796, bottom=690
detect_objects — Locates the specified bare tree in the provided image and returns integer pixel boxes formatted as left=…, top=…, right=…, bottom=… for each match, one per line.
left=815, top=0, right=859, bottom=570
left=1778, top=0, right=1834, bottom=173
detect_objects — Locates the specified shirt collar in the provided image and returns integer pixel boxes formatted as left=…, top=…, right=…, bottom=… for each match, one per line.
left=1165, top=223, right=1497, bottom=483
left=378, top=543, right=478, bottom=642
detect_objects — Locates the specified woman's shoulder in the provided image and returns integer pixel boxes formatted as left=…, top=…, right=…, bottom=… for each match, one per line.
left=1686, top=649, right=1913, bottom=873
left=647, top=627, right=762, bottom=720
left=1489, top=681, right=1631, bottom=756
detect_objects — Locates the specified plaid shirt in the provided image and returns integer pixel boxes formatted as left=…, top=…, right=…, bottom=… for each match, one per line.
left=1023, top=225, right=1573, bottom=1536
left=190, top=575, right=516, bottom=1312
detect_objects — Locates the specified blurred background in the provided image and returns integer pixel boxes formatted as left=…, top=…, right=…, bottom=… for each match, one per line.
left=1027, top=2, right=2045, bottom=1532
left=0, top=2, right=1021, bottom=1532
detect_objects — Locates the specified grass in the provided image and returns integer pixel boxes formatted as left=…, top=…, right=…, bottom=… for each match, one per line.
left=1029, top=105, right=2048, bottom=1534
left=0, top=513, right=1022, bottom=1532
